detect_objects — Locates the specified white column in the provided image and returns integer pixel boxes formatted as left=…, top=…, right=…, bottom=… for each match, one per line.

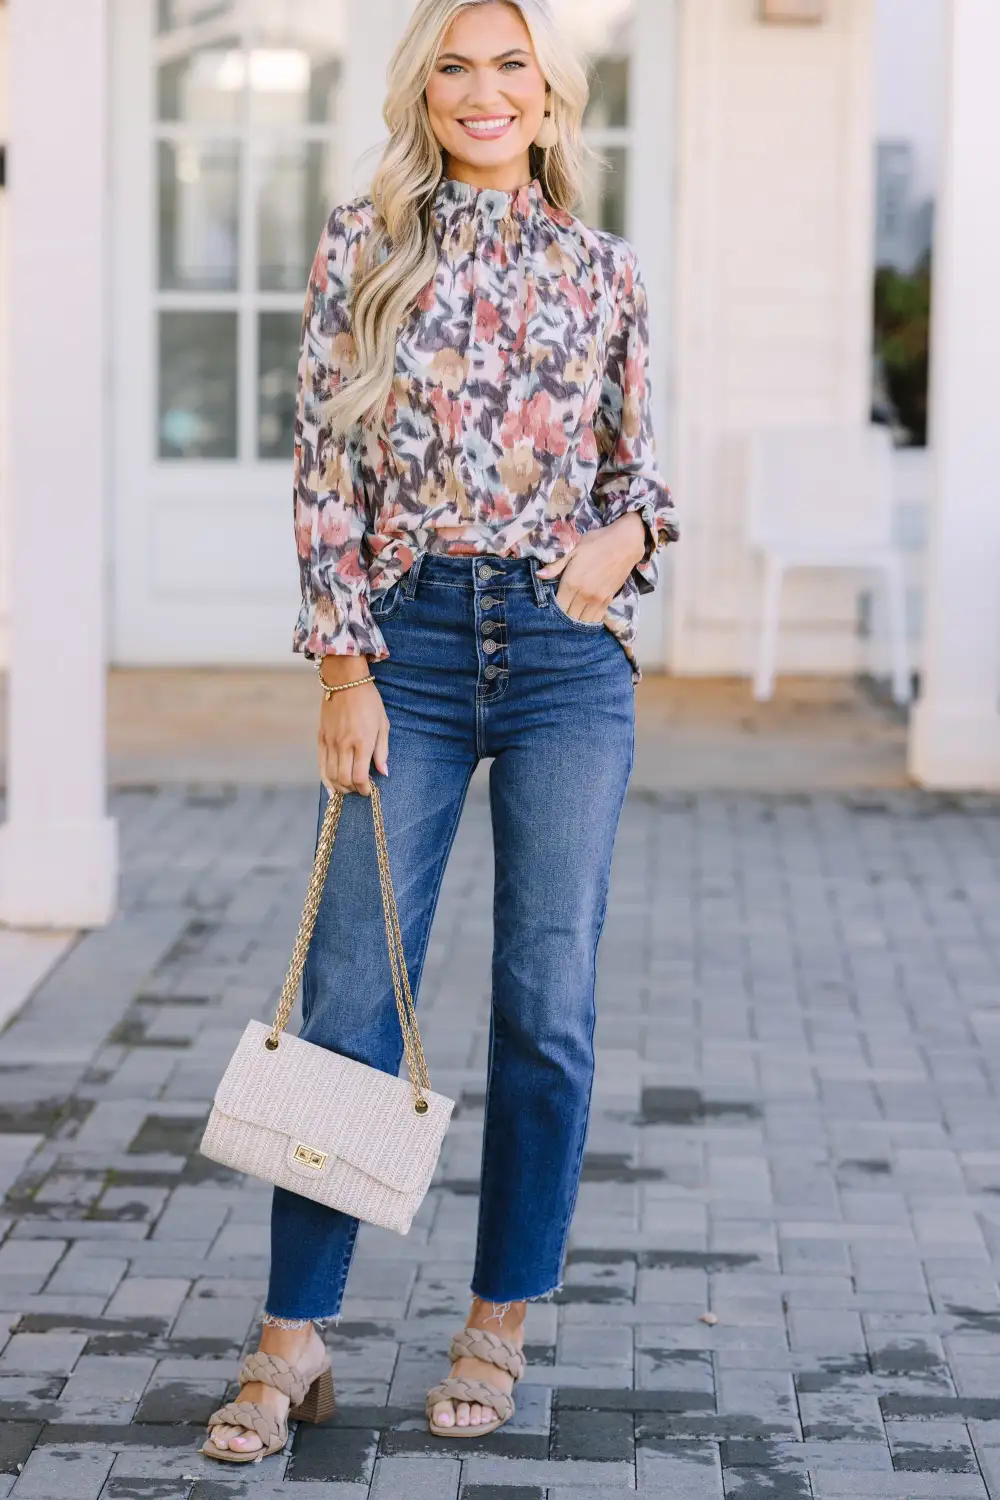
left=909, top=0, right=1000, bottom=789
left=0, top=0, right=117, bottom=926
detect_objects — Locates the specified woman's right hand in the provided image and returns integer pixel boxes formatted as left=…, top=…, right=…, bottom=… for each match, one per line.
left=317, top=657, right=389, bottom=798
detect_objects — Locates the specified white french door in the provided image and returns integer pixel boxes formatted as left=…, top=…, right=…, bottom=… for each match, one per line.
left=111, top=0, right=348, bottom=663
left=110, top=0, right=675, bottom=665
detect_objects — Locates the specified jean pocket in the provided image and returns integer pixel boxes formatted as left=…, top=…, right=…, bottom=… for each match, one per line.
left=370, top=579, right=404, bottom=623
left=547, top=586, right=607, bottom=631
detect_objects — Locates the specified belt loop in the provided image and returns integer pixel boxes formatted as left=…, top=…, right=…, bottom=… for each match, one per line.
left=404, top=552, right=425, bottom=600
left=529, top=557, right=548, bottom=607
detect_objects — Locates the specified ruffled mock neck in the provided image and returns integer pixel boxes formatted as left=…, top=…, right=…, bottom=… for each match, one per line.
left=432, top=175, right=547, bottom=227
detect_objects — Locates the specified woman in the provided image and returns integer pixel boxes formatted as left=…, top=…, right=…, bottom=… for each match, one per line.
left=204, top=0, right=676, bottom=1462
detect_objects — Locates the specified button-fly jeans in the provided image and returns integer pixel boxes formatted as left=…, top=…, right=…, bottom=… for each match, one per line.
left=265, top=555, right=635, bottom=1322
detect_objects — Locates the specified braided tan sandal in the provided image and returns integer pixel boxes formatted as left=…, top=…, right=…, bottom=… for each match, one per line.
left=426, top=1326, right=526, bottom=1439
left=202, top=1344, right=334, bottom=1463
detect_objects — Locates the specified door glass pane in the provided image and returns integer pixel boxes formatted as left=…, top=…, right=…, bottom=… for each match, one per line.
left=158, top=1, right=234, bottom=32
left=258, top=312, right=301, bottom=460
left=158, top=140, right=240, bottom=291
left=158, top=38, right=244, bottom=123
left=581, top=147, right=627, bottom=238
left=159, top=312, right=238, bottom=459
left=248, top=0, right=346, bottom=124
left=584, top=55, right=630, bottom=130
left=257, top=141, right=338, bottom=291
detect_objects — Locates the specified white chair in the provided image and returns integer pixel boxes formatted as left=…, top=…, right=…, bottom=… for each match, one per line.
left=746, top=424, right=910, bottom=704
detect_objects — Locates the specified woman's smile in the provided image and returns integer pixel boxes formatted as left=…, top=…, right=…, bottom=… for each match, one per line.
left=459, top=114, right=517, bottom=140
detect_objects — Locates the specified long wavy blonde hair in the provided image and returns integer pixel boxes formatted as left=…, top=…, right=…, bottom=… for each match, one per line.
left=327, top=0, right=590, bottom=437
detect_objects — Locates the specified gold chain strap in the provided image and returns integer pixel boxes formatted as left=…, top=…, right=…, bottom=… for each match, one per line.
left=265, top=784, right=430, bottom=1111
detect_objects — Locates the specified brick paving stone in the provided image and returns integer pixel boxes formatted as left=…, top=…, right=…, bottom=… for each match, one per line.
left=0, top=1333, right=88, bottom=1375
left=1, top=788, right=1000, bottom=1498
left=369, top=1456, right=460, bottom=1498
left=9, top=1445, right=114, bottom=1498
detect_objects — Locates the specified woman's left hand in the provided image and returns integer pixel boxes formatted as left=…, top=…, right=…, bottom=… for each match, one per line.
left=537, top=513, right=648, bottom=624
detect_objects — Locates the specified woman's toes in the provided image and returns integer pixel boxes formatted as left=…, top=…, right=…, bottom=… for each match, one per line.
left=232, top=1432, right=261, bottom=1451
left=455, top=1400, right=472, bottom=1427
left=433, top=1401, right=455, bottom=1428
left=478, top=1406, right=496, bottom=1426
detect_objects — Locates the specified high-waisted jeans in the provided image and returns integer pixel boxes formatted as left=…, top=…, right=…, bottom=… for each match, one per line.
left=265, top=553, right=635, bottom=1322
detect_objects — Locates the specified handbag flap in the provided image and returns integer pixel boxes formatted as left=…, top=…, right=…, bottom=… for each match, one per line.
left=213, top=1021, right=454, bottom=1194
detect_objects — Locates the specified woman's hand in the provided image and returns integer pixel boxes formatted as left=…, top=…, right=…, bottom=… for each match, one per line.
left=317, top=657, right=389, bottom=798
left=537, top=512, right=648, bottom=623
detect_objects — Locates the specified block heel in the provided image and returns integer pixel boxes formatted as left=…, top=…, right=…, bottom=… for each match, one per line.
left=290, top=1365, right=335, bottom=1424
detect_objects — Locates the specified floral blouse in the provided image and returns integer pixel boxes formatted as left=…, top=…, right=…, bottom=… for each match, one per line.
left=293, top=176, right=677, bottom=675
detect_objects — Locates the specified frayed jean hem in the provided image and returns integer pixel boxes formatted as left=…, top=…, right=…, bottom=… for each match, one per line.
left=468, top=1283, right=562, bottom=1327
left=262, top=1311, right=340, bottom=1331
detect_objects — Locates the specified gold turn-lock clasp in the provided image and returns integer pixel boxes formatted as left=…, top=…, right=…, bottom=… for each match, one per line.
left=292, top=1143, right=328, bottom=1170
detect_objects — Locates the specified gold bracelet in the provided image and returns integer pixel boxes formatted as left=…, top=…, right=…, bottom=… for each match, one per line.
left=318, top=673, right=376, bottom=702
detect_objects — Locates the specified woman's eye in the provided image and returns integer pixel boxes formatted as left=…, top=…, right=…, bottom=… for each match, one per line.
left=500, top=60, right=526, bottom=71
left=440, top=64, right=464, bottom=75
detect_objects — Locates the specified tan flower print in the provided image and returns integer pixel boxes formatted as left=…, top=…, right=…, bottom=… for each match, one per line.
left=331, top=331, right=357, bottom=369
left=498, top=442, right=543, bottom=496
left=430, top=348, right=469, bottom=393
left=546, top=477, right=579, bottom=518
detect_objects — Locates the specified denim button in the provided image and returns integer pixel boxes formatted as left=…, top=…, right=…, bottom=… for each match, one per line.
left=483, top=638, right=499, bottom=655
left=481, top=620, right=495, bottom=635
left=484, top=665, right=499, bottom=680
left=478, top=565, right=495, bottom=581
left=480, top=595, right=497, bottom=609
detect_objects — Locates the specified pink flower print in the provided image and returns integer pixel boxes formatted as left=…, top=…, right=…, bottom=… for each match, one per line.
left=295, top=497, right=312, bottom=559
left=625, top=353, right=646, bottom=401
left=552, top=517, right=580, bottom=551
left=528, top=392, right=568, bottom=457
left=319, top=502, right=352, bottom=549
left=621, top=254, right=635, bottom=298
left=417, top=281, right=437, bottom=314
left=500, top=404, right=529, bottom=447
left=580, top=384, right=600, bottom=426
left=475, top=297, right=503, bottom=344
left=336, top=545, right=366, bottom=582
left=430, top=386, right=463, bottom=445
left=578, top=425, right=599, bottom=465
left=490, top=489, right=515, bottom=522
left=558, top=274, right=594, bottom=321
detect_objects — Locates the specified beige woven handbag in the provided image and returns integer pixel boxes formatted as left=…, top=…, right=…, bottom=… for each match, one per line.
left=200, top=784, right=454, bottom=1235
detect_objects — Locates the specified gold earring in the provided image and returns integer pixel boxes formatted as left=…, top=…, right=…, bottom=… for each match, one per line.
left=533, top=96, right=558, bottom=150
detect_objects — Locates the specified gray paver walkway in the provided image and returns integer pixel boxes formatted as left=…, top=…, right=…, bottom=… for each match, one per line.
left=1, top=784, right=1000, bottom=1498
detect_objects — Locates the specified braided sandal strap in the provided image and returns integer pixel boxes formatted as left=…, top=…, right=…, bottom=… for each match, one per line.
left=449, top=1327, right=526, bottom=1380
left=239, top=1351, right=311, bottom=1405
left=207, top=1400, right=286, bottom=1451
left=426, top=1377, right=515, bottom=1422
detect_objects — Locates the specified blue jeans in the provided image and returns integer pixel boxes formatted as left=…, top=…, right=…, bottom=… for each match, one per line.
left=266, top=554, right=635, bottom=1321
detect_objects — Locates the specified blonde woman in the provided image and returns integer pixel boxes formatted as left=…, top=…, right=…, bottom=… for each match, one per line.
left=203, top=0, right=676, bottom=1463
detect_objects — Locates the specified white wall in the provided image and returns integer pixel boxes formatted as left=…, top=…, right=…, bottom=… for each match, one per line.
left=671, top=0, right=880, bottom=677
